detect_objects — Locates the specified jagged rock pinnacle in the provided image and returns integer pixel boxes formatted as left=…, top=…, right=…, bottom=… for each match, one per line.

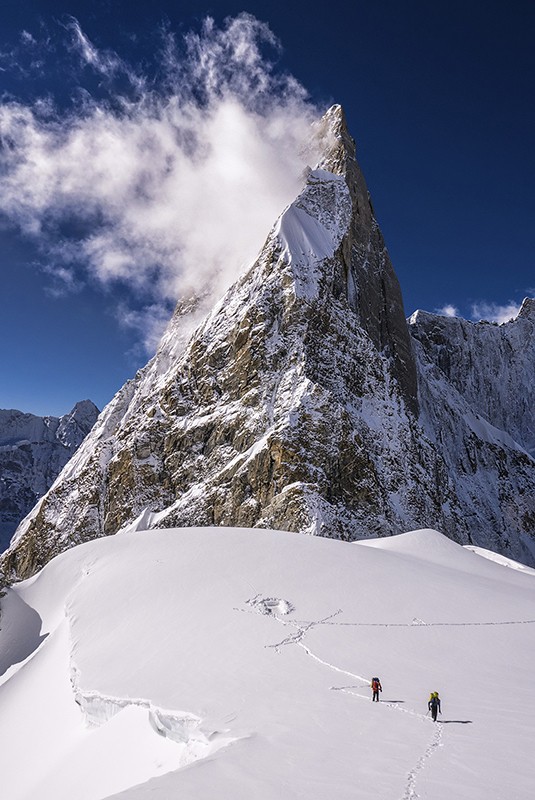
left=316, top=105, right=419, bottom=415
left=316, top=105, right=357, bottom=176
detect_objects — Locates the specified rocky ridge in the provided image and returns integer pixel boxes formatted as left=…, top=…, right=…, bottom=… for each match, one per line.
left=2, top=106, right=534, bottom=578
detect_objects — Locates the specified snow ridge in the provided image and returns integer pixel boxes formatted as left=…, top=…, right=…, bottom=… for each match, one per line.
left=63, top=563, right=237, bottom=766
left=70, top=667, right=207, bottom=744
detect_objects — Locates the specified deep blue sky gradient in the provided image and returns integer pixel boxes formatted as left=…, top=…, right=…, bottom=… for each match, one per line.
left=1, top=0, right=533, bottom=415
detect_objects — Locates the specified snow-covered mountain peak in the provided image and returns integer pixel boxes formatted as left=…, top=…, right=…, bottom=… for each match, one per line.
left=57, top=400, right=100, bottom=449
left=1, top=108, right=533, bottom=579
left=314, top=104, right=359, bottom=178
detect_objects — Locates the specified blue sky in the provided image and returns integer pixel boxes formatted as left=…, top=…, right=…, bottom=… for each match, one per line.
left=1, top=0, right=533, bottom=416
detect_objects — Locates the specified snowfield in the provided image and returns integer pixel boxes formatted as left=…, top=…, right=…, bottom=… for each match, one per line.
left=1, top=526, right=534, bottom=799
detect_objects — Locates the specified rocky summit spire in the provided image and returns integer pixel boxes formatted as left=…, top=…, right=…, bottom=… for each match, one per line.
left=2, top=107, right=533, bottom=579
left=316, top=106, right=418, bottom=415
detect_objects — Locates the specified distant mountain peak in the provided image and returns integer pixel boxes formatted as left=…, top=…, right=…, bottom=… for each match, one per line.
left=68, top=399, right=100, bottom=416
left=0, top=401, right=99, bottom=552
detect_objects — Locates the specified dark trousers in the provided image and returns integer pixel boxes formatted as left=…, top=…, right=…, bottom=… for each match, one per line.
left=372, top=691, right=380, bottom=702
left=431, top=705, right=438, bottom=721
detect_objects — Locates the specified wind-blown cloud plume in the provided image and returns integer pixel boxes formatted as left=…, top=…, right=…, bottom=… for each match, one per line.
left=435, top=300, right=524, bottom=325
left=471, top=301, right=521, bottom=324
left=0, top=14, right=323, bottom=349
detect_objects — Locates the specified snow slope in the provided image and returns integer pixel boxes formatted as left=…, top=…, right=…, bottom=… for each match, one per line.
left=1, top=526, right=534, bottom=799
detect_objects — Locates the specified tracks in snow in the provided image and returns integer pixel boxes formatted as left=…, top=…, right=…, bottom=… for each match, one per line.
left=319, top=618, right=535, bottom=628
left=403, top=722, right=444, bottom=800
left=240, top=597, right=452, bottom=800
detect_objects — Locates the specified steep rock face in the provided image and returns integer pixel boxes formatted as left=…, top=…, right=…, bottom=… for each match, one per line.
left=409, top=301, right=535, bottom=456
left=0, top=401, right=99, bottom=552
left=408, top=304, right=535, bottom=561
left=2, top=106, right=534, bottom=578
left=317, top=107, right=418, bottom=415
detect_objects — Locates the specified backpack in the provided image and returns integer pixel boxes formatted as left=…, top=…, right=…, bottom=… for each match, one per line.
left=372, top=678, right=380, bottom=690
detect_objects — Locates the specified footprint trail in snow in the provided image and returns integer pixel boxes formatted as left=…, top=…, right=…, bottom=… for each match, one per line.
left=243, top=596, right=447, bottom=799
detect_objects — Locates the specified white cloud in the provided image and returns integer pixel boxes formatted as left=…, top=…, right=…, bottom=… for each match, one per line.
left=20, top=31, right=37, bottom=46
left=62, top=17, right=147, bottom=93
left=0, top=14, right=322, bottom=352
left=470, top=301, right=521, bottom=324
left=435, top=304, right=459, bottom=318
left=117, top=302, right=176, bottom=356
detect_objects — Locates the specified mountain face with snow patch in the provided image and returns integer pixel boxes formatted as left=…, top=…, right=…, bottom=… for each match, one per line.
left=409, top=300, right=535, bottom=458
left=2, top=106, right=534, bottom=579
left=0, top=401, right=99, bottom=553
left=408, top=301, right=535, bottom=560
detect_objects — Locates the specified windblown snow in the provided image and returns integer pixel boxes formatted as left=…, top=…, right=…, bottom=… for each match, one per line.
left=1, top=526, right=534, bottom=799
left=274, top=168, right=351, bottom=294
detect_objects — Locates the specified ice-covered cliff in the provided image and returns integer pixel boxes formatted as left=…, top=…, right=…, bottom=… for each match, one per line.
left=0, top=401, right=99, bottom=551
left=409, top=299, right=535, bottom=456
left=408, top=303, right=534, bottom=561
left=2, top=106, right=534, bottom=578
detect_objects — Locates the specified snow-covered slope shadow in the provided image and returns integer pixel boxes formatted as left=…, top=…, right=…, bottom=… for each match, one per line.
left=1, top=527, right=535, bottom=800
left=0, top=590, right=48, bottom=680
